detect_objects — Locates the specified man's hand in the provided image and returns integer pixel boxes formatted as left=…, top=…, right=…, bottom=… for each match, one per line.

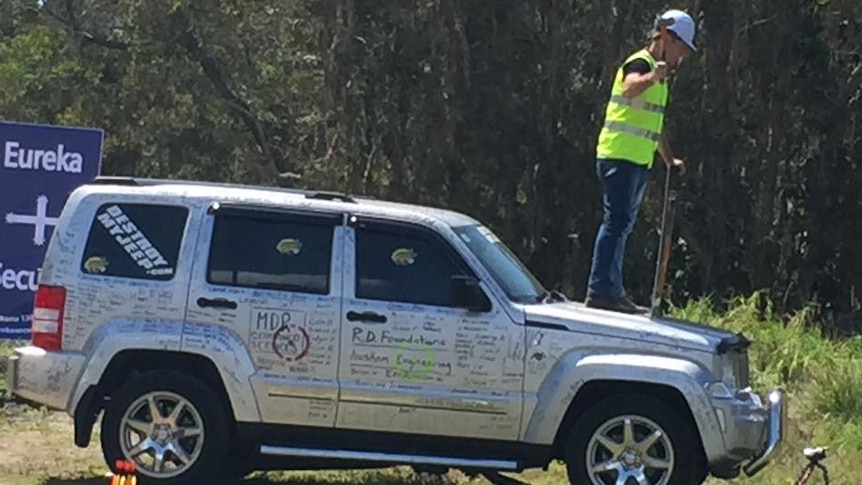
left=657, top=135, right=681, bottom=175
left=670, top=158, right=686, bottom=175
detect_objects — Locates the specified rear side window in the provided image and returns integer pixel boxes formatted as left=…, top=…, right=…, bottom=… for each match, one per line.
left=206, top=211, right=336, bottom=295
left=80, top=203, right=189, bottom=280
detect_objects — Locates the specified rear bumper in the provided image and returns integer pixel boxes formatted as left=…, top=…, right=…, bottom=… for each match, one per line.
left=5, top=346, right=86, bottom=413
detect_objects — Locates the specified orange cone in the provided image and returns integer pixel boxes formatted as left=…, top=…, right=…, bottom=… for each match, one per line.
left=127, top=461, right=137, bottom=485
left=110, top=460, right=125, bottom=485
left=110, top=459, right=137, bottom=485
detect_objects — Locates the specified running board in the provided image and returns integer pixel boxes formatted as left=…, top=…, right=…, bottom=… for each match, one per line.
left=259, top=445, right=519, bottom=470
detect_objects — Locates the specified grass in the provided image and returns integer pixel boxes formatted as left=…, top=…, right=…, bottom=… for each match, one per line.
left=1, top=293, right=858, bottom=484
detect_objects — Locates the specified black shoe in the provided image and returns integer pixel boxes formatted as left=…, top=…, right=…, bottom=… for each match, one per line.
left=619, top=295, right=650, bottom=314
left=585, top=295, right=645, bottom=314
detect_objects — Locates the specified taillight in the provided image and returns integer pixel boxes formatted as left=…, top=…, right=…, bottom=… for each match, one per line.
left=32, top=284, right=66, bottom=351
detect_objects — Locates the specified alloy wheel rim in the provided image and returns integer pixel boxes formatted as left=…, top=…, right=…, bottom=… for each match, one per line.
left=119, top=391, right=205, bottom=478
left=585, top=414, right=675, bottom=485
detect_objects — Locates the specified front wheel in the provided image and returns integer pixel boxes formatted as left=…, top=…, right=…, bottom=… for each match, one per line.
left=100, top=370, right=232, bottom=484
left=563, top=394, right=705, bottom=485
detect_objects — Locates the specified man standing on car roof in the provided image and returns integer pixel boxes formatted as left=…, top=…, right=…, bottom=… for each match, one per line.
left=585, top=9, right=697, bottom=314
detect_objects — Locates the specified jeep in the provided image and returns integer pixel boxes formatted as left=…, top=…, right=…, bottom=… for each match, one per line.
left=6, top=176, right=784, bottom=485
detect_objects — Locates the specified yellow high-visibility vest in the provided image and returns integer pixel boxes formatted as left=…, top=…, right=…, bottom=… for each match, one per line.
left=596, top=49, right=668, bottom=168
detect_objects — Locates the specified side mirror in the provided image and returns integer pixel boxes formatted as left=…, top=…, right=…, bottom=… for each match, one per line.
left=451, top=275, right=492, bottom=313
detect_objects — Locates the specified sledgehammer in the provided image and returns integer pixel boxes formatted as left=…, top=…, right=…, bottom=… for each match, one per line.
left=649, top=14, right=677, bottom=318
left=650, top=167, right=678, bottom=318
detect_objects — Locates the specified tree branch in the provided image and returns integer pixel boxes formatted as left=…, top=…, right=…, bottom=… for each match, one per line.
left=168, top=7, right=298, bottom=181
left=40, top=1, right=299, bottom=182
left=40, top=1, right=128, bottom=50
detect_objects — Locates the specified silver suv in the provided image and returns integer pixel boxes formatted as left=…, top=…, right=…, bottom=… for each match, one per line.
left=6, top=177, right=784, bottom=485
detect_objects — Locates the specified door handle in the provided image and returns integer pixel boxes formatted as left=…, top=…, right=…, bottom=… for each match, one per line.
left=196, top=297, right=238, bottom=310
left=346, top=311, right=387, bottom=324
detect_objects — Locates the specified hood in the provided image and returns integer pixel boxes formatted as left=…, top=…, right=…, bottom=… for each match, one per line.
left=524, top=302, right=747, bottom=354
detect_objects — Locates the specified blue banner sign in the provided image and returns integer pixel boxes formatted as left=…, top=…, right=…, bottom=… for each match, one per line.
left=0, top=121, right=103, bottom=339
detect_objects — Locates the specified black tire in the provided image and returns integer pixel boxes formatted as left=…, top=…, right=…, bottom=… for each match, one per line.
left=563, top=393, right=705, bottom=485
left=100, top=370, right=232, bottom=485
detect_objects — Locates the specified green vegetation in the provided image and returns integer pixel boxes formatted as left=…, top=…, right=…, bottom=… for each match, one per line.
left=1, top=294, right=860, bottom=483
left=676, top=295, right=861, bottom=484
left=0, top=340, right=15, bottom=395
left=2, top=0, right=862, bottom=322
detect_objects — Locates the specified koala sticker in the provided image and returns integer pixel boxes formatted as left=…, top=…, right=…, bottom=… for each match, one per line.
left=83, top=256, right=109, bottom=274
left=276, top=238, right=303, bottom=256
left=391, top=247, right=417, bottom=266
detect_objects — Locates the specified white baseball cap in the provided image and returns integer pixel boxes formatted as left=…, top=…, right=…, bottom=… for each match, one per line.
left=659, top=9, right=697, bottom=52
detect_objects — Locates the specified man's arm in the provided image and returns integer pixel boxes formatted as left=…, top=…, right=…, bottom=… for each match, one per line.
left=622, top=73, right=658, bottom=99
left=658, top=131, right=686, bottom=175
left=658, top=132, right=673, bottom=166
left=618, top=58, right=684, bottom=174
left=621, top=59, right=663, bottom=99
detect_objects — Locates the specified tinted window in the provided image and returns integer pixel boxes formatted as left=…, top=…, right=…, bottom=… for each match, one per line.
left=80, top=203, right=189, bottom=280
left=207, top=212, right=335, bottom=294
left=355, top=222, right=471, bottom=307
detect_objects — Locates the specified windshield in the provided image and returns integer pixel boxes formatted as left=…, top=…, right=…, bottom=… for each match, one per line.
left=452, top=224, right=546, bottom=304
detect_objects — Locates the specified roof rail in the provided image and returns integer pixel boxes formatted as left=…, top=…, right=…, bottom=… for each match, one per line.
left=91, top=176, right=140, bottom=185
left=305, top=191, right=356, bottom=203
left=89, top=176, right=359, bottom=203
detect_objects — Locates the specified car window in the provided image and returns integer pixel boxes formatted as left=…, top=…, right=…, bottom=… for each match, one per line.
left=354, top=221, right=471, bottom=307
left=80, top=203, right=188, bottom=281
left=207, top=212, right=335, bottom=295
left=452, top=223, right=545, bottom=303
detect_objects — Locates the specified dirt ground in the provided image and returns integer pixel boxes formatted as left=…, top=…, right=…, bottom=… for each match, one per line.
left=0, top=404, right=106, bottom=485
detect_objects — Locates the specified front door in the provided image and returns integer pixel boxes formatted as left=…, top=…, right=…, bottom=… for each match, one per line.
left=184, top=203, right=345, bottom=427
left=336, top=216, right=525, bottom=441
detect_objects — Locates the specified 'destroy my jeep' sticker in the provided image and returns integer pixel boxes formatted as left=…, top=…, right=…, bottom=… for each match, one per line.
left=96, top=205, right=174, bottom=276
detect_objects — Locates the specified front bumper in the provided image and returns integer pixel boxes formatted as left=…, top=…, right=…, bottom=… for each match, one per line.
left=743, top=389, right=785, bottom=476
left=5, top=346, right=86, bottom=413
left=710, top=387, right=785, bottom=478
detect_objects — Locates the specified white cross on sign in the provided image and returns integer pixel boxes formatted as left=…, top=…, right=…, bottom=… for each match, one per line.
left=5, top=195, right=59, bottom=246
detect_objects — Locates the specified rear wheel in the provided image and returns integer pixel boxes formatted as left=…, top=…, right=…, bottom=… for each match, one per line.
left=563, top=394, right=705, bottom=485
left=100, top=370, right=232, bottom=484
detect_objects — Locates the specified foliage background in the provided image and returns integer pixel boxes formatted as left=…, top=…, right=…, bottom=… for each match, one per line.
left=2, top=0, right=861, bottom=331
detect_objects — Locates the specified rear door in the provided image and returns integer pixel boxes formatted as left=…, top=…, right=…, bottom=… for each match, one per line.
left=184, top=202, right=345, bottom=427
left=61, top=199, right=194, bottom=351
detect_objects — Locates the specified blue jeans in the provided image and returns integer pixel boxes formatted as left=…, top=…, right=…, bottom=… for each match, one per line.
left=587, top=159, right=649, bottom=299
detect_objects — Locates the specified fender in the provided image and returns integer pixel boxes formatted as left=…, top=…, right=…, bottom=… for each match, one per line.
left=179, top=321, right=262, bottom=422
left=522, top=352, right=726, bottom=462
left=69, top=319, right=262, bottom=423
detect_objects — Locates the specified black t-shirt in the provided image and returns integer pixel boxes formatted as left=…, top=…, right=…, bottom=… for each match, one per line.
left=623, top=59, right=652, bottom=76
